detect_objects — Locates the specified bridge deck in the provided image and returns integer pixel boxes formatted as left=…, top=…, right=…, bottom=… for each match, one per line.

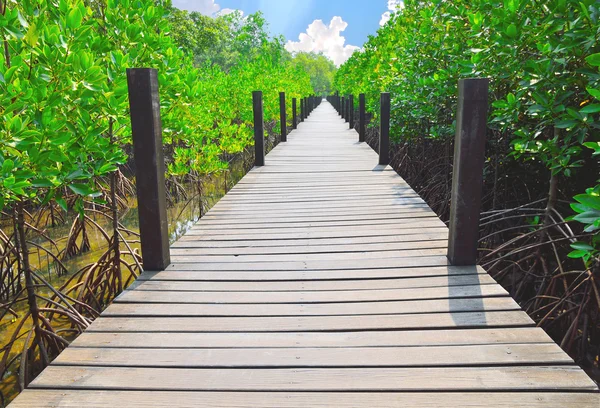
left=11, top=102, right=598, bottom=406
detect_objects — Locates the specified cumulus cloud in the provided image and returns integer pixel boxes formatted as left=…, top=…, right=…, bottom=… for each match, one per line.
left=285, top=17, right=360, bottom=66
left=380, top=0, right=404, bottom=26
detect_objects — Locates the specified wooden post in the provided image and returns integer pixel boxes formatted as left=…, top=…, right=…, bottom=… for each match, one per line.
left=253, top=90, right=265, bottom=167
left=341, top=97, right=345, bottom=120
left=292, top=98, right=297, bottom=129
left=300, top=98, right=305, bottom=122
left=279, top=92, right=287, bottom=142
left=126, top=68, right=170, bottom=271
left=447, top=78, right=489, bottom=266
left=348, top=94, right=354, bottom=129
left=345, top=96, right=350, bottom=123
left=379, top=92, right=390, bottom=165
left=359, top=93, right=366, bottom=142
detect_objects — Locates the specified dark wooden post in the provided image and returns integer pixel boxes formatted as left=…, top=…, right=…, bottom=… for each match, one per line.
left=348, top=94, right=354, bottom=129
left=126, top=68, right=170, bottom=271
left=379, top=92, right=390, bottom=165
left=279, top=92, right=287, bottom=142
left=341, top=97, right=345, bottom=119
left=300, top=98, right=305, bottom=122
left=292, top=98, right=297, bottom=129
left=447, top=78, right=489, bottom=266
left=253, top=90, right=265, bottom=167
left=359, top=93, right=366, bottom=142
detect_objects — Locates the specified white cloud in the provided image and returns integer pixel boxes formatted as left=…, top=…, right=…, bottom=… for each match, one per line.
left=172, top=0, right=221, bottom=15
left=380, top=0, right=404, bottom=26
left=285, top=17, right=360, bottom=66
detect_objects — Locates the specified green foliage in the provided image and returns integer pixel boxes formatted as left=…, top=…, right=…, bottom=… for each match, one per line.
left=334, top=0, right=600, bottom=258
left=0, top=1, right=312, bottom=208
left=292, top=52, right=337, bottom=96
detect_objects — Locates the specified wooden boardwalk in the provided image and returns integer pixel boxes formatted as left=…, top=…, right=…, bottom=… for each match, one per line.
left=11, top=102, right=599, bottom=407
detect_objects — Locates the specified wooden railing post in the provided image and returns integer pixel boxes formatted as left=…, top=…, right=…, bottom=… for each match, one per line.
left=292, top=97, right=297, bottom=130
left=379, top=92, right=390, bottom=165
left=359, top=93, right=366, bottom=142
left=279, top=92, right=287, bottom=142
left=300, top=98, right=305, bottom=122
left=341, top=97, right=345, bottom=120
left=126, top=68, right=170, bottom=271
left=348, top=94, right=354, bottom=129
left=253, top=90, right=265, bottom=167
left=447, top=78, right=489, bottom=266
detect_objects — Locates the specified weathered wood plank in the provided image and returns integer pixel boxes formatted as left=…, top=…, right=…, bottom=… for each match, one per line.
left=139, top=265, right=481, bottom=281
left=103, top=296, right=519, bottom=317
left=115, top=284, right=508, bottom=304
left=164, top=256, right=451, bottom=271
left=170, top=239, right=448, bottom=255
left=129, top=273, right=494, bottom=292
left=87, top=311, right=533, bottom=332
left=28, top=366, right=597, bottom=391
left=54, top=344, right=573, bottom=368
left=70, top=327, right=554, bottom=349
left=169, top=248, right=449, bottom=263
left=11, top=390, right=600, bottom=408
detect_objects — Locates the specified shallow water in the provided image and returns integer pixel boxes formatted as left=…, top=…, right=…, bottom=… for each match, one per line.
left=0, top=153, right=251, bottom=404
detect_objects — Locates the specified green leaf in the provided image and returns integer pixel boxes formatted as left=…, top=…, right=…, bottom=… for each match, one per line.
left=67, top=8, right=83, bottom=30
left=2, top=159, right=15, bottom=173
left=586, top=87, right=600, bottom=100
left=56, top=197, right=68, bottom=212
left=567, top=250, right=588, bottom=259
left=506, top=24, right=518, bottom=38
left=24, top=23, right=38, bottom=47
left=570, top=242, right=595, bottom=251
left=585, top=53, right=600, bottom=67
left=580, top=104, right=600, bottom=114
left=68, top=183, right=96, bottom=196
left=31, top=178, right=54, bottom=188
left=554, top=120, right=578, bottom=129
left=574, top=194, right=600, bottom=210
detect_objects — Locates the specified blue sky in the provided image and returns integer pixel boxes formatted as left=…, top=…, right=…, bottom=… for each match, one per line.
left=171, top=0, right=403, bottom=66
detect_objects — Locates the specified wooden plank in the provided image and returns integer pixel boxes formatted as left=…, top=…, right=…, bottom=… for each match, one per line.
left=70, top=327, right=554, bottom=349
left=139, top=265, right=481, bottom=282
left=53, top=344, right=573, bottom=368
left=175, top=233, right=449, bottom=248
left=192, top=216, right=441, bottom=230
left=169, top=248, right=449, bottom=263
left=209, top=198, right=428, bottom=210
left=28, top=366, right=597, bottom=391
left=87, top=311, right=534, bottom=332
left=179, top=228, right=449, bottom=242
left=189, top=220, right=447, bottom=234
left=11, top=390, right=600, bottom=408
left=202, top=205, right=432, bottom=217
left=129, top=274, right=495, bottom=292
left=170, top=239, right=448, bottom=255
left=164, top=256, right=451, bottom=271
left=103, top=296, right=520, bottom=317
left=115, top=284, right=508, bottom=304
left=198, top=211, right=436, bottom=224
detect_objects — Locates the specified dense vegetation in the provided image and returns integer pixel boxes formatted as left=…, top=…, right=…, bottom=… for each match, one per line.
left=335, top=0, right=599, bottom=378
left=0, top=0, right=315, bottom=403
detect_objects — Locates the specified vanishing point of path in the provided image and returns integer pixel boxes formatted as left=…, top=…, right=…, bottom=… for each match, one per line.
left=10, top=102, right=599, bottom=407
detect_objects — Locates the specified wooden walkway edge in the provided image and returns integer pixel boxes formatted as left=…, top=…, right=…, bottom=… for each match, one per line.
left=10, top=102, right=599, bottom=407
